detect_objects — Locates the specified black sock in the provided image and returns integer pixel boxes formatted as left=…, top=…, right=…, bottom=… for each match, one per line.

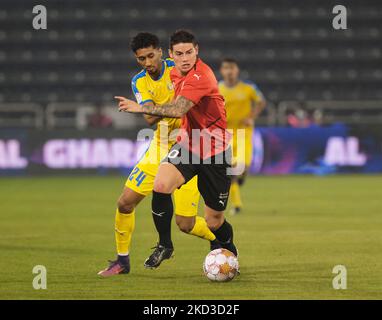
left=212, top=220, right=234, bottom=245
left=210, top=238, right=221, bottom=250
left=152, top=191, right=174, bottom=248
left=117, top=255, right=129, bottom=266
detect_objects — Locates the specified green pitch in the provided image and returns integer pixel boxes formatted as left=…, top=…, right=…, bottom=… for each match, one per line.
left=0, top=175, right=381, bottom=300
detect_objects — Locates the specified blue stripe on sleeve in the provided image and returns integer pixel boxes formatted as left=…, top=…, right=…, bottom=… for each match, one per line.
left=243, top=80, right=264, bottom=97
left=165, top=59, right=175, bottom=67
left=139, top=99, right=153, bottom=105
left=131, top=69, right=147, bottom=95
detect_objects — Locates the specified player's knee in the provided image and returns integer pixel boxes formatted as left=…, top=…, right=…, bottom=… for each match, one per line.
left=205, top=215, right=224, bottom=231
left=153, top=180, right=172, bottom=194
left=175, top=216, right=194, bottom=233
left=117, top=198, right=135, bottom=214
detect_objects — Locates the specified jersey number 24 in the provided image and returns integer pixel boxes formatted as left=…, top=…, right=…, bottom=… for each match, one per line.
left=128, top=167, right=147, bottom=187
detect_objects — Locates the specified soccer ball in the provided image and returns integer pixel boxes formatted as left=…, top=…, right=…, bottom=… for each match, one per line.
left=203, top=248, right=239, bottom=282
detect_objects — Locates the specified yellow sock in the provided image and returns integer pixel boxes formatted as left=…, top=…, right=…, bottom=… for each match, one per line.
left=115, top=208, right=135, bottom=255
left=189, top=216, right=216, bottom=241
left=230, top=181, right=242, bottom=208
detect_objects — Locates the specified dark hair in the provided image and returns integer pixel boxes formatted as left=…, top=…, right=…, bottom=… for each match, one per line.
left=220, top=57, right=239, bottom=67
left=169, top=29, right=198, bottom=50
left=130, top=32, right=160, bottom=53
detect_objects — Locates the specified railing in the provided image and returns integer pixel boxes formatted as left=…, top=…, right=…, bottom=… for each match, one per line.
left=0, top=103, right=44, bottom=128
left=0, top=100, right=381, bottom=129
left=46, top=103, right=96, bottom=130
left=278, top=100, right=382, bottom=125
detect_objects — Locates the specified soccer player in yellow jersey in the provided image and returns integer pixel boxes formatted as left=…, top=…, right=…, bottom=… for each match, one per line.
left=98, top=33, right=219, bottom=276
left=219, top=58, right=266, bottom=215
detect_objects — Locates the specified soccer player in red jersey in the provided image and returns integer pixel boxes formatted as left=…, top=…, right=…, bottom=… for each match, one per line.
left=117, top=30, right=237, bottom=268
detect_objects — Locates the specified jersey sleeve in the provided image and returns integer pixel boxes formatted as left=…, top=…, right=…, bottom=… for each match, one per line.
left=179, top=71, right=212, bottom=105
left=131, top=77, right=153, bottom=105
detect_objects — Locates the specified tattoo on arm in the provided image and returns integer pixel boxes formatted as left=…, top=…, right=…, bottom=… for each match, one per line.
left=142, top=102, right=162, bottom=125
left=140, top=96, right=194, bottom=118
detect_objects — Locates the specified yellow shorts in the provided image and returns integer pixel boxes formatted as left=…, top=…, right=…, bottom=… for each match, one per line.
left=173, top=175, right=200, bottom=217
left=125, top=142, right=200, bottom=217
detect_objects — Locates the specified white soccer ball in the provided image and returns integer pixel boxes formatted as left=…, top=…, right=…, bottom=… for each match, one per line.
left=203, top=248, right=239, bottom=282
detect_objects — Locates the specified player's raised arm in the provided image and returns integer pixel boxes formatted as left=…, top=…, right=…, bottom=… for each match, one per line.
left=115, top=96, right=143, bottom=113
left=141, top=101, right=162, bottom=126
left=116, top=97, right=162, bottom=125
left=116, top=95, right=194, bottom=118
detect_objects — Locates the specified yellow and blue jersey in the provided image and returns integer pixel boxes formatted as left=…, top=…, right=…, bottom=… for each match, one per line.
left=132, top=58, right=176, bottom=106
left=218, top=80, right=264, bottom=129
left=131, top=58, right=180, bottom=146
left=219, top=80, right=264, bottom=166
left=130, top=58, right=181, bottom=175
left=126, top=59, right=201, bottom=216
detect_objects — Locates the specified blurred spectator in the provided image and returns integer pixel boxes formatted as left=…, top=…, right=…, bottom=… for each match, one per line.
left=287, top=108, right=312, bottom=128
left=311, top=109, right=323, bottom=126
left=87, top=107, right=113, bottom=128
left=287, top=107, right=323, bottom=127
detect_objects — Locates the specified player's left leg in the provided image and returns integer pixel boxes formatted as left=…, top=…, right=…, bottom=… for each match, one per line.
left=198, top=184, right=238, bottom=257
left=196, top=149, right=238, bottom=256
left=204, top=206, right=237, bottom=257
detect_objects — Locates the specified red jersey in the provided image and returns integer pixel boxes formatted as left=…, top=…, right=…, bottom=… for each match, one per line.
left=170, top=58, right=231, bottom=158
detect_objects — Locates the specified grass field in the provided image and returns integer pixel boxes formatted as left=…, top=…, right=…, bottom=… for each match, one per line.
left=0, top=175, right=381, bottom=300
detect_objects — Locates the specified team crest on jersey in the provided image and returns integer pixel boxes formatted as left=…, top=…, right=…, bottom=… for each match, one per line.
left=167, top=82, right=174, bottom=91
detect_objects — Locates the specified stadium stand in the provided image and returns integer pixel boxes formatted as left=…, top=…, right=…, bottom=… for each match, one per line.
left=0, top=0, right=381, bottom=127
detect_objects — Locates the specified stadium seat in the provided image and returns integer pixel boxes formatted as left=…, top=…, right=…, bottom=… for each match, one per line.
left=0, top=0, right=381, bottom=122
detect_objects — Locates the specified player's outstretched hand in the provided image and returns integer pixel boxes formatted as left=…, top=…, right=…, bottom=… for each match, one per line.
left=115, top=96, right=142, bottom=113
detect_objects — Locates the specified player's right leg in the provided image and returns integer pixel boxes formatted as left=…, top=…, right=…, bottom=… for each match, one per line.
left=144, top=161, right=186, bottom=269
left=98, top=164, right=153, bottom=277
